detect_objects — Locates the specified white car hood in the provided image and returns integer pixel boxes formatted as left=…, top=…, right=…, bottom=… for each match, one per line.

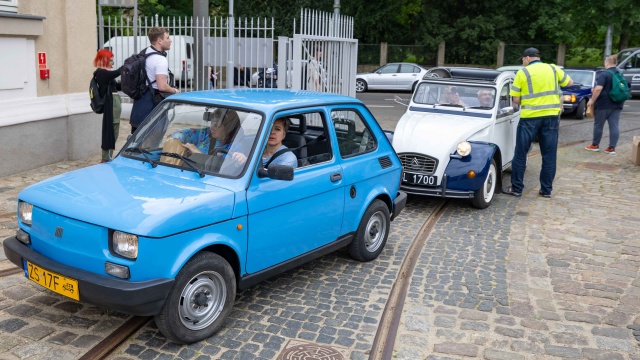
left=392, top=110, right=492, bottom=175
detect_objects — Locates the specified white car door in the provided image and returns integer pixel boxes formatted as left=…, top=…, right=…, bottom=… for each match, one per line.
left=492, top=82, right=518, bottom=168
left=369, top=64, right=400, bottom=89
left=396, top=64, right=421, bottom=90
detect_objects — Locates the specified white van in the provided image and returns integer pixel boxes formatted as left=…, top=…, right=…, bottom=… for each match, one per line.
left=103, top=35, right=194, bottom=84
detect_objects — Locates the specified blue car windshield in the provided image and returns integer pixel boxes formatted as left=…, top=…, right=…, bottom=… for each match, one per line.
left=564, top=70, right=594, bottom=87
left=121, top=102, right=262, bottom=178
left=413, top=82, right=496, bottom=109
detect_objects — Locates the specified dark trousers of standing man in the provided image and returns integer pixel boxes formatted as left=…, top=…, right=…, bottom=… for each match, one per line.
left=592, top=108, right=621, bottom=148
left=510, top=115, right=559, bottom=196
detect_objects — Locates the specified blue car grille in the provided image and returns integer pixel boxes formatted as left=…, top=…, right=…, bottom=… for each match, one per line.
left=399, top=154, right=438, bottom=174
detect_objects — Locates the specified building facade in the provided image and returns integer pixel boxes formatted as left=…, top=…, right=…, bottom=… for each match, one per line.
left=0, top=0, right=100, bottom=177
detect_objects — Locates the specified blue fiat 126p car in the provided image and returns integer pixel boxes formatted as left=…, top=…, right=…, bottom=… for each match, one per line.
left=3, top=89, right=406, bottom=344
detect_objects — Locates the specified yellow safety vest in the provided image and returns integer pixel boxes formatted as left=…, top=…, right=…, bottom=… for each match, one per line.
left=510, top=62, right=571, bottom=118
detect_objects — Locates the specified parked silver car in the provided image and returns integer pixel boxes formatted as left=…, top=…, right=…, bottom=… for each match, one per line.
left=356, top=63, right=428, bottom=93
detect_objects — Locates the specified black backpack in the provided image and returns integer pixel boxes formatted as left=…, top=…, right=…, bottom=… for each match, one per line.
left=120, top=47, right=162, bottom=100
left=89, top=71, right=106, bottom=114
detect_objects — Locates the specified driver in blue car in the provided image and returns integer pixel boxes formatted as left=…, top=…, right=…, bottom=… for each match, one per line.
left=171, top=108, right=241, bottom=155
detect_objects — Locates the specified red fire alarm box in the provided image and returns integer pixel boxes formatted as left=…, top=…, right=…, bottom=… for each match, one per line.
left=40, top=69, right=50, bottom=79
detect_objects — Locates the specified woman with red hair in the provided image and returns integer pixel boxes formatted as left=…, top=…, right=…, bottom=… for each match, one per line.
left=93, top=49, right=122, bottom=162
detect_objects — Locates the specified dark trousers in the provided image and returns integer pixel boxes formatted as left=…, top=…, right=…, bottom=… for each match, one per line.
left=130, top=90, right=156, bottom=133
left=592, top=108, right=621, bottom=148
left=510, top=116, right=559, bottom=195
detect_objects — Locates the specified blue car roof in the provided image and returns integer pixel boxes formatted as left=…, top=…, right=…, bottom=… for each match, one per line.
left=168, top=89, right=362, bottom=113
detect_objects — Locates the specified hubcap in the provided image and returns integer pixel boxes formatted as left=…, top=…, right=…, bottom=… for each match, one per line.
left=178, top=271, right=226, bottom=330
left=364, top=211, right=386, bottom=252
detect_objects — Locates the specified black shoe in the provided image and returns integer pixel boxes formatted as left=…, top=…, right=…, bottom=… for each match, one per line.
left=503, top=186, right=521, bottom=197
left=539, top=191, right=551, bottom=198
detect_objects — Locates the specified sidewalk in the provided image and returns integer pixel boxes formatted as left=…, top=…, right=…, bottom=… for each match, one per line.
left=394, top=138, right=640, bottom=359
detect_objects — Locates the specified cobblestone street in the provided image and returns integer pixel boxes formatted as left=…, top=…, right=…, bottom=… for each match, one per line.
left=1, top=114, right=640, bottom=359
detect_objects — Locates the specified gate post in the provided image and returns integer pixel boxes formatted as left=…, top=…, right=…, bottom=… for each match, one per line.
left=437, top=42, right=445, bottom=66
left=194, top=0, right=208, bottom=90
left=380, top=42, right=387, bottom=66
left=557, top=44, right=566, bottom=67
left=497, top=41, right=505, bottom=68
left=277, top=36, right=288, bottom=89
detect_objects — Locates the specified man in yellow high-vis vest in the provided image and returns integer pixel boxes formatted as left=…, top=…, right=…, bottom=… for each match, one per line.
left=503, top=47, right=573, bottom=198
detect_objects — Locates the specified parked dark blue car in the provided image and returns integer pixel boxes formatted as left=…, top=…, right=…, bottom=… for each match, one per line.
left=562, top=69, right=596, bottom=119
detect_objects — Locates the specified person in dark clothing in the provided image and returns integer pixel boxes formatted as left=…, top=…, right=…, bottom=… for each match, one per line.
left=585, top=55, right=625, bottom=155
left=130, top=27, right=180, bottom=134
left=234, top=66, right=251, bottom=87
left=93, top=49, right=122, bottom=163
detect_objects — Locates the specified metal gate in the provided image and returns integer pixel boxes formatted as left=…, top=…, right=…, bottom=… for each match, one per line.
left=98, top=9, right=357, bottom=96
left=279, top=9, right=358, bottom=97
left=98, top=14, right=275, bottom=91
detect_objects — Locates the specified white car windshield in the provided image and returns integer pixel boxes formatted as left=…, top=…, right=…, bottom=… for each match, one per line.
left=122, top=102, right=262, bottom=178
left=413, top=83, right=497, bottom=109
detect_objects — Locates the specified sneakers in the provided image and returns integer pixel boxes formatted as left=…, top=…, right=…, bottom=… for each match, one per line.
left=503, top=186, right=522, bottom=197
left=584, top=144, right=599, bottom=152
left=604, top=147, right=616, bottom=155
left=539, top=191, right=551, bottom=198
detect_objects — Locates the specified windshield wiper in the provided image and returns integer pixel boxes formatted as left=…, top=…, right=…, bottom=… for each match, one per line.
left=468, top=106, right=493, bottom=110
left=159, top=152, right=204, bottom=178
left=123, top=147, right=157, bottom=167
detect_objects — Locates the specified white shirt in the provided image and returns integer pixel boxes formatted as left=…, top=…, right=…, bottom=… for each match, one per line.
left=145, top=47, right=169, bottom=90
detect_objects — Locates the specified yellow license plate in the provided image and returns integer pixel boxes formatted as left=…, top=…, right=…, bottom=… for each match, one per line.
left=25, top=261, right=79, bottom=301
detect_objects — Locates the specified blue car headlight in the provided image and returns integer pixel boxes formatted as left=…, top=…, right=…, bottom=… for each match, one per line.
left=18, top=201, right=33, bottom=226
left=111, top=231, right=138, bottom=259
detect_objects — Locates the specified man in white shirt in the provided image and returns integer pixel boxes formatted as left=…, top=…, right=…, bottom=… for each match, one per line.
left=130, top=27, right=180, bottom=133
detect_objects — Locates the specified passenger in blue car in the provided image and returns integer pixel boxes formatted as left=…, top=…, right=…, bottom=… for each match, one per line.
left=171, top=108, right=241, bottom=155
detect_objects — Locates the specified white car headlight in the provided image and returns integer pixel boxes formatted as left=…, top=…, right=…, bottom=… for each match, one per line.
left=457, top=141, right=472, bottom=157
left=18, top=201, right=33, bottom=226
left=112, top=231, right=138, bottom=259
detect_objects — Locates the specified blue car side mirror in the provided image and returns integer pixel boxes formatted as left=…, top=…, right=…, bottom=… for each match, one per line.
left=257, top=164, right=294, bottom=180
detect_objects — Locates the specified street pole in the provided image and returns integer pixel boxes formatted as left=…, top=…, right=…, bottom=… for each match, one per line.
left=604, top=25, right=612, bottom=61
left=227, top=0, right=234, bottom=89
left=194, top=0, right=208, bottom=90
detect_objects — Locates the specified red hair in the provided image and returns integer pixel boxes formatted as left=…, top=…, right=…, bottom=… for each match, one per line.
left=94, top=49, right=114, bottom=68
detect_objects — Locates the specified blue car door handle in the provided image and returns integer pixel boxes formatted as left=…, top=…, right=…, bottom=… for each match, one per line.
left=330, top=172, right=342, bottom=182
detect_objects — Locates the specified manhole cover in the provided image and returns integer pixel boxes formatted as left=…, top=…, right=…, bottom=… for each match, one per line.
left=277, top=340, right=349, bottom=360
left=578, top=162, right=621, bottom=172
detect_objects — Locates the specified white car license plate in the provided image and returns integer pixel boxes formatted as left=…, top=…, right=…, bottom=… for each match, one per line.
left=402, top=171, right=437, bottom=186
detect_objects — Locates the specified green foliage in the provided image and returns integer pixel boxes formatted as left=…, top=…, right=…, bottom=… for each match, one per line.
left=96, top=0, right=640, bottom=66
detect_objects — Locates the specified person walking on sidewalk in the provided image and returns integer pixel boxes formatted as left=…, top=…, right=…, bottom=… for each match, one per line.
left=503, top=47, right=573, bottom=198
left=93, top=49, right=122, bottom=163
left=585, top=55, right=626, bottom=155
left=129, top=27, right=180, bottom=134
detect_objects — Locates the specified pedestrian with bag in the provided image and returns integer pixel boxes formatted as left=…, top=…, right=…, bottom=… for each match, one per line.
left=93, top=49, right=122, bottom=163
left=129, top=27, right=180, bottom=134
left=585, top=55, right=629, bottom=155
left=503, top=47, right=573, bottom=198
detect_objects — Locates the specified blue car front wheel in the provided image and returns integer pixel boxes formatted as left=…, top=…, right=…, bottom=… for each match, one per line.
left=155, top=252, right=236, bottom=344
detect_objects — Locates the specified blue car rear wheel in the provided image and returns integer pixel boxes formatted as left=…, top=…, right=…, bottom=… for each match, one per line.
left=348, top=199, right=390, bottom=261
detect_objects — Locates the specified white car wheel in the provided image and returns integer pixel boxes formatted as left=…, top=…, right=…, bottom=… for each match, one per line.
left=472, top=159, right=496, bottom=209
left=355, top=79, right=367, bottom=93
